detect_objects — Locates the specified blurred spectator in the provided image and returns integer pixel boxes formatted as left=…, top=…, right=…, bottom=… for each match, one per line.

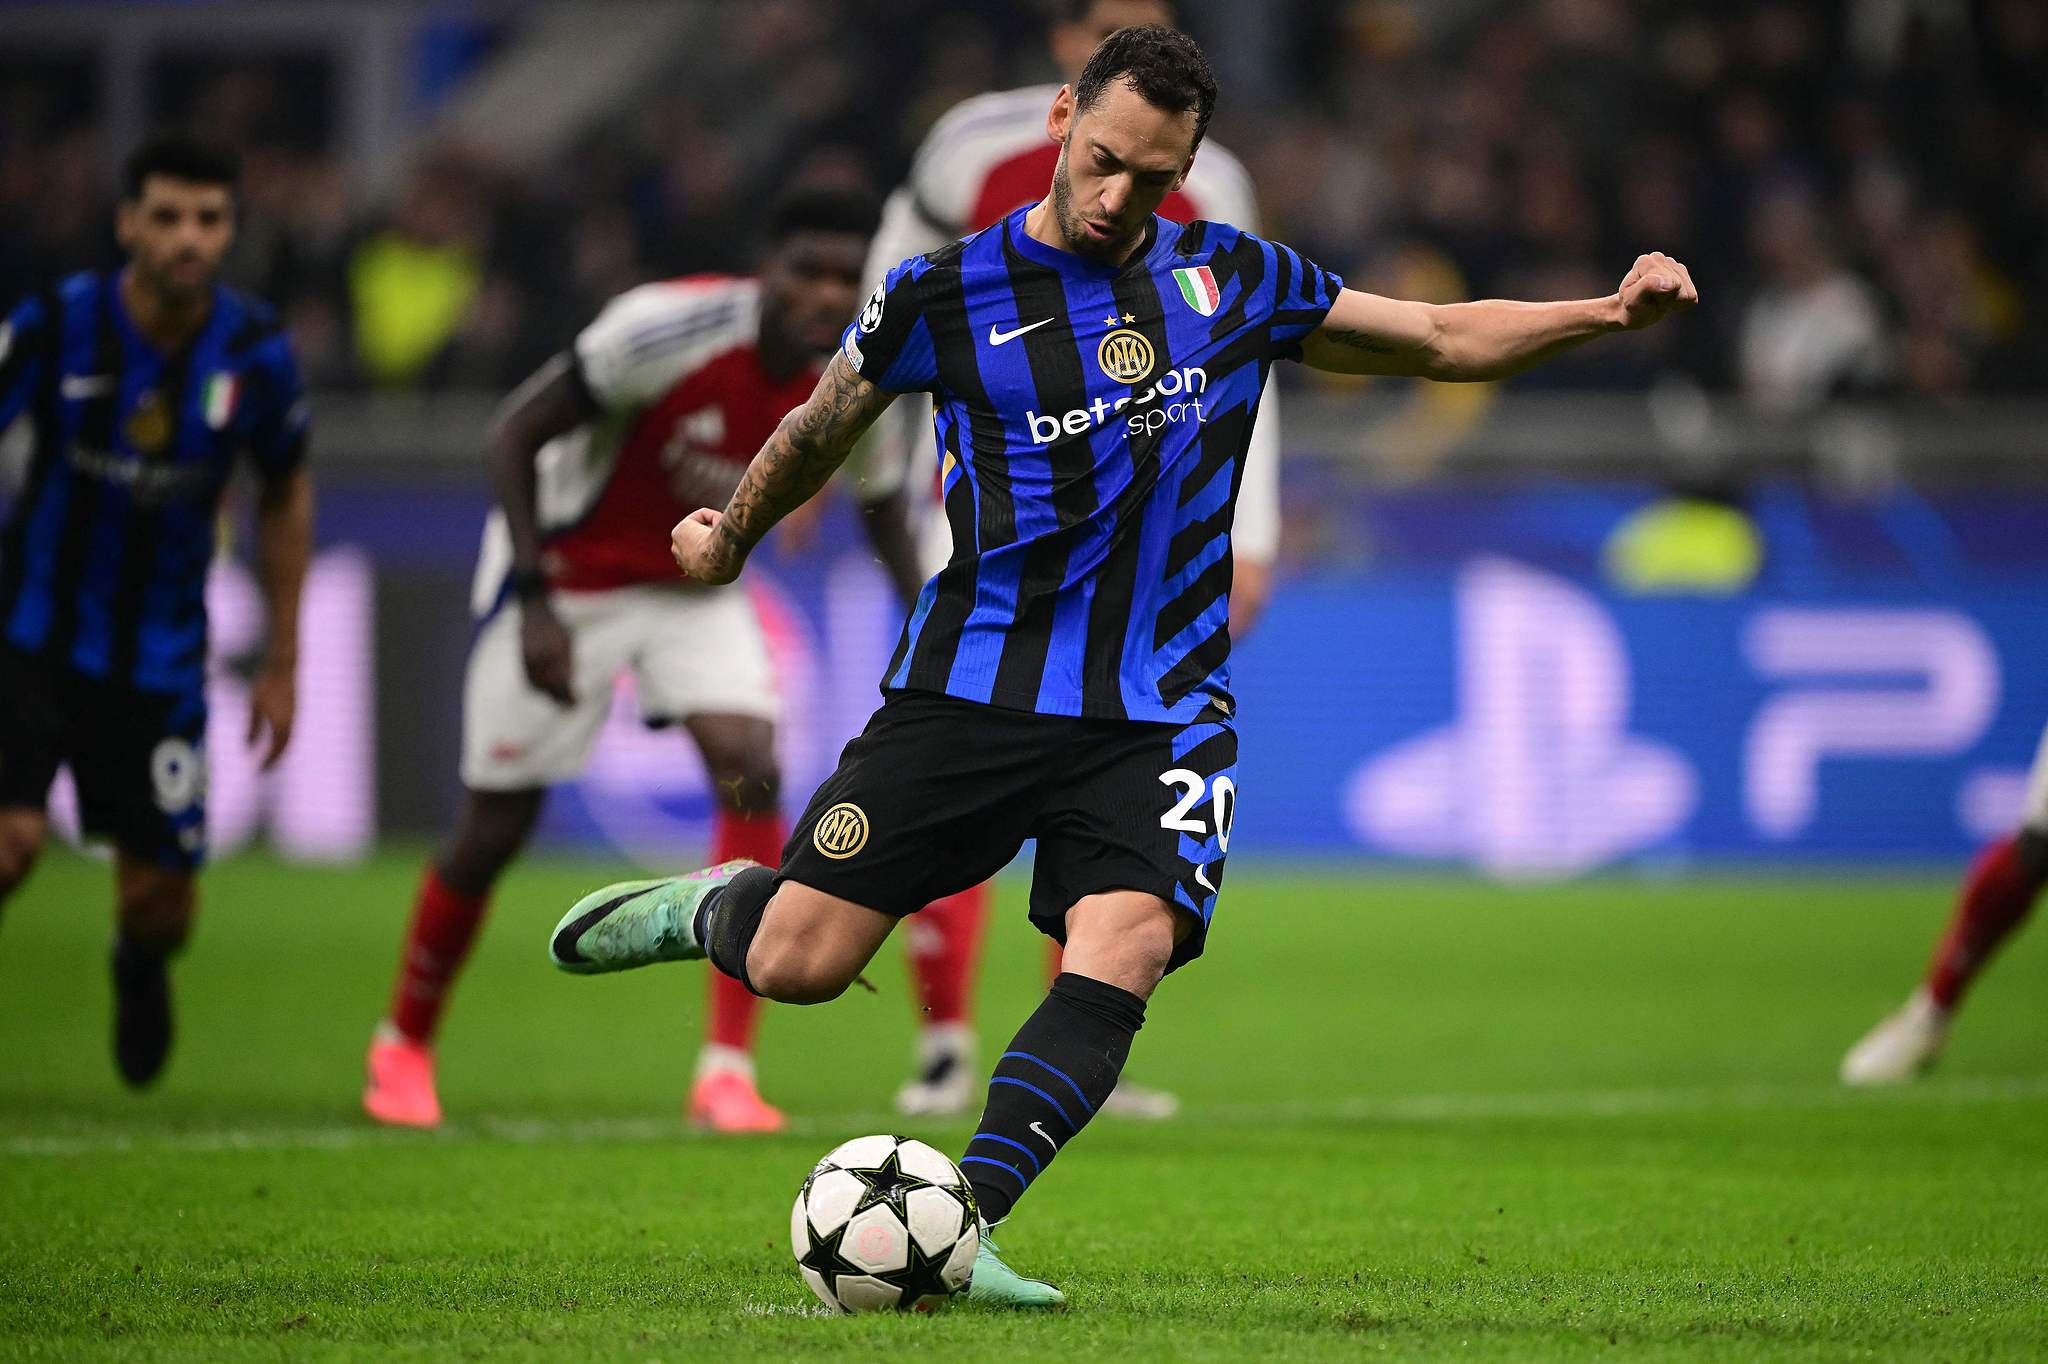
left=0, top=0, right=2041, bottom=396
left=0, top=127, right=108, bottom=303
left=1319, top=240, right=1497, bottom=483
left=1738, top=192, right=1887, bottom=413
left=347, top=154, right=489, bottom=388
left=1882, top=211, right=2023, bottom=399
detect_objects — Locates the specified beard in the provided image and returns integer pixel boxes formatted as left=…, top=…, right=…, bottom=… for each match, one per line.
left=1050, top=140, right=1143, bottom=263
left=135, top=251, right=214, bottom=306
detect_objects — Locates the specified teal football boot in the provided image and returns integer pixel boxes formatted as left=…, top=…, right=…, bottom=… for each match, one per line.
left=966, top=1223, right=1067, bottom=1309
left=547, top=860, right=758, bottom=974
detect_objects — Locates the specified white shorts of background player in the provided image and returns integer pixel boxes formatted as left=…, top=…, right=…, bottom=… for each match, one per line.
left=461, top=583, right=777, bottom=791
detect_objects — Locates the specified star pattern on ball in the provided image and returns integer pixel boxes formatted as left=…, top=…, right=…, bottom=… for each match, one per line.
left=796, top=1144, right=977, bottom=1311
left=891, top=1229, right=967, bottom=1309
left=840, top=1146, right=937, bottom=1221
left=796, top=1206, right=856, bottom=1299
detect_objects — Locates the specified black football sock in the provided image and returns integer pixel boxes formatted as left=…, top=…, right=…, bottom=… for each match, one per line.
left=111, top=937, right=174, bottom=1089
left=961, top=972, right=1145, bottom=1226
left=696, top=865, right=778, bottom=996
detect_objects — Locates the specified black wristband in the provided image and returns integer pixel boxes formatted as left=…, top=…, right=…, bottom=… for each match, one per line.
left=508, top=567, right=547, bottom=600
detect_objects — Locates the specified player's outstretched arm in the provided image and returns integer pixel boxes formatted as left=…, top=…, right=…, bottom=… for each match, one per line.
left=672, top=351, right=898, bottom=585
left=1300, top=252, right=1699, bottom=382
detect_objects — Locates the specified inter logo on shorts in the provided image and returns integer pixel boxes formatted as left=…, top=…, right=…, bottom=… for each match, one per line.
left=1097, top=329, right=1155, bottom=384
left=812, top=802, right=870, bottom=860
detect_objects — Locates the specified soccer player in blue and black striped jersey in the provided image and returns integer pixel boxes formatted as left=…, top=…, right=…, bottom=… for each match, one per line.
left=0, top=135, right=312, bottom=1089
left=551, top=25, right=1696, bottom=1305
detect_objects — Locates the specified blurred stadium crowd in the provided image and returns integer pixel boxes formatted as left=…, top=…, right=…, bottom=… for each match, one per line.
left=2, top=0, right=2042, bottom=407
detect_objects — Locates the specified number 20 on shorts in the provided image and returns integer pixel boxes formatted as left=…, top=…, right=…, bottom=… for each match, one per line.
left=1158, top=768, right=1235, bottom=849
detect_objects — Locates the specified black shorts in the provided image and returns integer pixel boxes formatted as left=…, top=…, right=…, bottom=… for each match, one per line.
left=782, top=689, right=1238, bottom=971
left=0, top=646, right=209, bottom=870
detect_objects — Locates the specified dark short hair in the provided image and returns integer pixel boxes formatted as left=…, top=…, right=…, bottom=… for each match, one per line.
left=765, top=186, right=881, bottom=244
left=122, top=134, right=240, bottom=202
left=1073, top=24, right=1216, bottom=149
left=1051, top=0, right=1176, bottom=25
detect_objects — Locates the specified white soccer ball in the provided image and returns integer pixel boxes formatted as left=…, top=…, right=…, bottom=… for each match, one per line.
left=791, top=1134, right=979, bottom=1313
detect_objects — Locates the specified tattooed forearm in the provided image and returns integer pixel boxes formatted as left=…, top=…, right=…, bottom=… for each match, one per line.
left=1298, top=293, right=1440, bottom=377
left=711, top=351, right=896, bottom=567
left=1321, top=328, right=1403, bottom=355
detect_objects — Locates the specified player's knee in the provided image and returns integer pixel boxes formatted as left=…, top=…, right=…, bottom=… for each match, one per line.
left=745, top=949, right=852, bottom=1005
left=745, top=932, right=856, bottom=1005
left=1096, top=933, right=1174, bottom=996
left=1061, top=894, right=1185, bottom=998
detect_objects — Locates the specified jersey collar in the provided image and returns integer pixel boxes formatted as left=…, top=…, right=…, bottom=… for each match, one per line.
left=1004, top=206, right=1164, bottom=278
left=110, top=269, right=227, bottom=362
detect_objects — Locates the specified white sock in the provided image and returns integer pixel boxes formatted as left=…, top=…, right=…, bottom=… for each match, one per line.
left=1905, top=986, right=1950, bottom=1023
left=918, top=1021, right=976, bottom=1064
left=695, top=1043, right=756, bottom=1083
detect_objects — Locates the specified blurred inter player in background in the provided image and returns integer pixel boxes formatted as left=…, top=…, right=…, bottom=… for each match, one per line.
left=1843, top=728, right=2048, bottom=1084
left=363, top=189, right=914, bottom=1132
left=858, top=0, right=1271, bottom=1120
left=0, top=135, right=312, bottom=1089
left=551, top=25, right=1695, bottom=1303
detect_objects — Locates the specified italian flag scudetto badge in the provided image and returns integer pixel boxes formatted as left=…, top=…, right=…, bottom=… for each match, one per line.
left=203, top=372, right=240, bottom=430
left=1172, top=265, right=1219, bottom=316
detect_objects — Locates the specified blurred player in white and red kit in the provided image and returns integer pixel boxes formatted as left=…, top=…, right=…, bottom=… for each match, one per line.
left=855, top=0, right=1280, bottom=1118
left=1842, top=727, right=2048, bottom=1083
left=363, top=189, right=912, bottom=1130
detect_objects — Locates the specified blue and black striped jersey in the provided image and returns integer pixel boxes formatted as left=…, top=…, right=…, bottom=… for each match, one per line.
left=0, top=270, right=308, bottom=694
left=843, top=207, right=1340, bottom=724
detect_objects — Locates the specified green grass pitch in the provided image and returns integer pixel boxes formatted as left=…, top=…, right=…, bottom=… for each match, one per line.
left=2, top=847, right=2046, bottom=1361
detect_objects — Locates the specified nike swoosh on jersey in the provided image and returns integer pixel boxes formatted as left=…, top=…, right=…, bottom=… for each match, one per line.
left=988, top=317, right=1056, bottom=346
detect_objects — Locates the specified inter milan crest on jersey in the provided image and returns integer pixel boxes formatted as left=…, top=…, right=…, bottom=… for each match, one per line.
left=0, top=269, right=310, bottom=699
left=1097, top=328, right=1155, bottom=384
left=1172, top=265, right=1220, bottom=317
left=124, top=390, right=172, bottom=454
left=844, top=208, right=1342, bottom=723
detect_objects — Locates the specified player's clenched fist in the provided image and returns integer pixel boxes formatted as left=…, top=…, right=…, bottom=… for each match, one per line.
left=671, top=507, right=740, bottom=585
left=1615, top=252, right=1699, bottom=330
